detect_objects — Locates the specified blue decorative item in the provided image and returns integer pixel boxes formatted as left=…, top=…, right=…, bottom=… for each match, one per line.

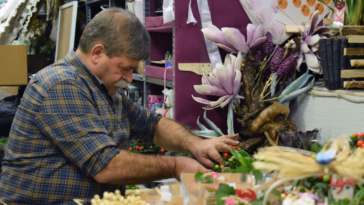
left=317, top=149, right=337, bottom=164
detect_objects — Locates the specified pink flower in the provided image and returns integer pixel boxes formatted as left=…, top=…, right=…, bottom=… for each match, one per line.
left=192, top=53, right=244, bottom=110
left=224, top=199, right=237, bottom=205
left=201, top=24, right=266, bottom=53
left=211, top=172, right=219, bottom=178
left=297, top=11, right=332, bottom=73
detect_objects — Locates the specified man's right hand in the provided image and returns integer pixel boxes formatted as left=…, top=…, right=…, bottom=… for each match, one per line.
left=174, top=156, right=209, bottom=180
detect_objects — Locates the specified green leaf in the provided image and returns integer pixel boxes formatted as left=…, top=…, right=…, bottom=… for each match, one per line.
left=216, top=184, right=236, bottom=205
left=271, top=189, right=281, bottom=197
left=0, top=137, right=8, bottom=145
left=190, top=129, right=220, bottom=138
left=204, top=111, right=224, bottom=136
left=270, top=72, right=278, bottom=97
left=293, top=180, right=301, bottom=187
left=227, top=103, right=234, bottom=135
left=231, top=149, right=244, bottom=165
left=245, top=157, right=255, bottom=164
left=229, top=162, right=237, bottom=169
left=235, top=164, right=252, bottom=174
left=318, top=0, right=334, bottom=12
left=278, top=78, right=315, bottom=106
left=239, top=150, right=249, bottom=157
left=195, top=171, right=204, bottom=183
left=303, top=178, right=312, bottom=189
left=252, top=196, right=263, bottom=205
left=252, top=169, right=263, bottom=181
left=223, top=169, right=235, bottom=173
left=196, top=116, right=208, bottom=130
left=311, top=142, right=323, bottom=153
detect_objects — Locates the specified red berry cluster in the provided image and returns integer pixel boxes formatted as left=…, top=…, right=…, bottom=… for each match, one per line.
left=128, top=139, right=166, bottom=155
left=350, top=132, right=364, bottom=149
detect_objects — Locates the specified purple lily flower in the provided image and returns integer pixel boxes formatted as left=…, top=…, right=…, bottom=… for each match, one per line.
left=192, top=52, right=244, bottom=110
left=297, top=10, right=332, bottom=74
left=201, top=24, right=266, bottom=54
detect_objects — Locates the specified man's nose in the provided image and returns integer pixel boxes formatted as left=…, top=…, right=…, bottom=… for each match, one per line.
left=123, top=70, right=133, bottom=83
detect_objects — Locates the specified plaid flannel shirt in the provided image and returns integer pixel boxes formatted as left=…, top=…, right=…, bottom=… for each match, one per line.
left=0, top=51, right=161, bottom=205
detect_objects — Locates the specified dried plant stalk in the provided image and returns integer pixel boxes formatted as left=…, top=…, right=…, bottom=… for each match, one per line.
left=253, top=137, right=364, bottom=182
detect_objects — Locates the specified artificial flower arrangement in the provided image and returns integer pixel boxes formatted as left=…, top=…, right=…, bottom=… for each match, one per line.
left=191, top=10, right=332, bottom=152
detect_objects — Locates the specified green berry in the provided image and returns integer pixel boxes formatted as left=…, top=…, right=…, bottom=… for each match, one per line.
left=238, top=148, right=241, bottom=151
left=150, top=146, right=153, bottom=149
left=214, top=165, right=219, bottom=169
left=231, top=156, right=235, bottom=159
left=350, top=134, right=356, bottom=139
left=229, top=158, right=233, bottom=162
left=311, top=154, right=317, bottom=160
left=220, top=165, right=224, bottom=169
left=230, top=145, right=233, bottom=147
left=323, top=175, right=331, bottom=182
left=225, top=162, right=229, bottom=166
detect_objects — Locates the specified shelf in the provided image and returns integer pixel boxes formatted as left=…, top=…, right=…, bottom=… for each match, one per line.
left=145, top=65, right=173, bottom=81
left=86, top=0, right=108, bottom=6
left=146, top=77, right=173, bottom=88
left=145, top=16, right=173, bottom=33
left=132, top=73, right=144, bottom=81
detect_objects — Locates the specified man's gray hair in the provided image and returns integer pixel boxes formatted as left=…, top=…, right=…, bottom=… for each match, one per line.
left=79, top=8, right=150, bottom=61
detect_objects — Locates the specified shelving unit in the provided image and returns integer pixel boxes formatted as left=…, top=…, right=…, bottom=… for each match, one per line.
left=141, top=0, right=175, bottom=116
left=132, top=73, right=144, bottom=81
left=85, top=0, right=116, bottom=23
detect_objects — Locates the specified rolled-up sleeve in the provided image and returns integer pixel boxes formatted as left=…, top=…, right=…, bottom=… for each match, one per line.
left=33, top=79, right=119, bottom=177
left=119, top=91, right=162, bottom=145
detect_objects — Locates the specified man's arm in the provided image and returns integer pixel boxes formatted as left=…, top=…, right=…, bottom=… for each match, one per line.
left=93, top=150, right=208, bottom=184
left=153, top=117, right=241, bottom=167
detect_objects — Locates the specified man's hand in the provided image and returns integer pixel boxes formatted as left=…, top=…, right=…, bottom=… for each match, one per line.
left=174, top=156, right=209, bottom=180
left=191, top=134, right=241, bottom=168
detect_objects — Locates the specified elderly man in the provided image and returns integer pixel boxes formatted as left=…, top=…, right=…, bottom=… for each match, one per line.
left=0, top=8, right=239, bottom=204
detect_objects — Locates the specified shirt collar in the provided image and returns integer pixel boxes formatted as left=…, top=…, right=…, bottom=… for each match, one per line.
left=64, top=51, right=109, bottom=93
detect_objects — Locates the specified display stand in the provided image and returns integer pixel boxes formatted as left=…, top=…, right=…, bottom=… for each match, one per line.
left=137, top=0, right=252, bottom=130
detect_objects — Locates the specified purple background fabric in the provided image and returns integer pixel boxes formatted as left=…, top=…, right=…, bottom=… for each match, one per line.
left=146, top=0, right=251, bottom=131
left=146, top=16, right=173, bottom=29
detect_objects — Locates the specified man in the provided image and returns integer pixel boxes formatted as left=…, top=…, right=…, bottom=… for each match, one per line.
left=0, top=8, right=239, bottom=204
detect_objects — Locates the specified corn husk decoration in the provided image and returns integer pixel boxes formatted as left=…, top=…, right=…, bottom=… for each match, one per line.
left=252, top=137, right=364, bottom=205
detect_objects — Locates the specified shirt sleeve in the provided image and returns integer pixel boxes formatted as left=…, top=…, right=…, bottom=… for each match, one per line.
left=33, top=79, right=119, bottom=177
left=119, top=90, right=162, bottom=145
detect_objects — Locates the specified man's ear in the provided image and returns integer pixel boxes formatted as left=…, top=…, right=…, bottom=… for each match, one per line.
left=90, top=44, right=106, bottom=65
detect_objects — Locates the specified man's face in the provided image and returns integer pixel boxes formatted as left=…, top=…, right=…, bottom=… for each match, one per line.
left=98, top=54, right=139, bottom=96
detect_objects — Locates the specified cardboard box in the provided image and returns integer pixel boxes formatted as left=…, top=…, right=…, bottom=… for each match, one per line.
left=0, top=45, right=28, bottom=85
left=0, top=86, right=18, bottom=95
left=0, top=86, right=18, bottom=99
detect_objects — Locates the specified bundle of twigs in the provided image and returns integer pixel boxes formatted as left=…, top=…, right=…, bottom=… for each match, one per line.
left=253, top=137, right=364, bottom=181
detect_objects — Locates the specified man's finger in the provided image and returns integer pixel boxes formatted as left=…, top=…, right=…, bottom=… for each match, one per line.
left=220, top=138, right=239, bottom=146
left=199, top=166, right=210, bottom=173
left=222, top=134, right=241, bottom=141
left=199, top=157, right=215, bottom=168
left=216, top=143, right=233, bottom=153
left=208, top=149, right=224, bottom=164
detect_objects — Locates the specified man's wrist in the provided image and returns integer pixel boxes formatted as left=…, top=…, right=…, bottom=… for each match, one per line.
left=185, top=134, right=203, bottom=156
left=158, top=155, right=177, bottom=179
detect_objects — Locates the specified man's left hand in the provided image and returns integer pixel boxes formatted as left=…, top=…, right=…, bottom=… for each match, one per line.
left=191, top=134, right=241, bottom=168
